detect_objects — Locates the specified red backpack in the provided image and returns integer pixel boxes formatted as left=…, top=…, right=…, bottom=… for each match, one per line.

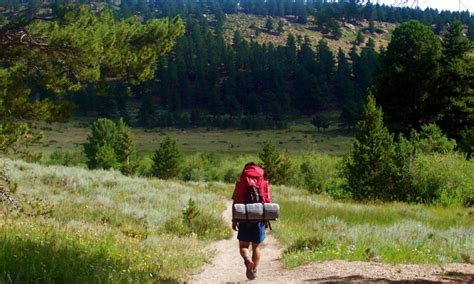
left=232, top=164, right=271, bottom=204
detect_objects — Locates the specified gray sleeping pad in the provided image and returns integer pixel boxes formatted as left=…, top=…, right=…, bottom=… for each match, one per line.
left=232, top=203, right=280, bottom=221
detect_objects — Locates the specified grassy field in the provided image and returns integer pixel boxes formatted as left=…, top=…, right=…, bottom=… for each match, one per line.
left=0, top=158, right=232, bottom=282
left=271, top=186, right=474, bottom=268
left=222, top=13, right=396, bottom=53
left=30, top=120, right=353, bottom=156
left=1, top=157, right=473, bottom=282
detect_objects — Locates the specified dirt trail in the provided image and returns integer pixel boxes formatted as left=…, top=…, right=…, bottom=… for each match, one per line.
left=188, top=201, right=474, bottom=283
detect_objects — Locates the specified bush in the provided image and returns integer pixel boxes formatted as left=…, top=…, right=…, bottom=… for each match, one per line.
left=164, top=199, right=232, bottom=240
left=223, top=167, right=240, bottom=183
left=413, top=153, right=474, bottom=207
left=95, top=144, right=119, bottom=170
left=410, top=124, right=457, bottom=154
left=83, top=118, right=137, bottom=175
left=46, top=150, right=86, bottom=167
left=459, top=127, right=474, bottom=159
left=151, top=136, right=181, bottom=179
left=297, top=155, right=341, bottom=195
left=311, top=114, right=331, bottom=131
left=259, top=140, right=281, bottom=184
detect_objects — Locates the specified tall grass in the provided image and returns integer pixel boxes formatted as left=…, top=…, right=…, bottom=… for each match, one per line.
left=43, top=145, right=473, bottom=208
left=0, top=158, right=232, bottom=282
left=271, top=186, right=474, bottom=268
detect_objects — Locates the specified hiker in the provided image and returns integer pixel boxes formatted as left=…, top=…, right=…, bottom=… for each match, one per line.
left=232, top=162, right=271, bottom=280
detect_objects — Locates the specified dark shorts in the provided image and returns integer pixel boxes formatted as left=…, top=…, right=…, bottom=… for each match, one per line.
left=237, top=222, right=266, bottom=244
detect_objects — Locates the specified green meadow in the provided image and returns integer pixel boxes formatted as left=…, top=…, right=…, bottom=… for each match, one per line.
left=30, top=121, right=353, bottom=155
left=1, top=153, right=473, bottom=282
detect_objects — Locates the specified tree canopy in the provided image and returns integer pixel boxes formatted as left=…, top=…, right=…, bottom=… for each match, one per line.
left=375, top=20, right=473, bottom=139
left=0, top=5, right=184, bottom=153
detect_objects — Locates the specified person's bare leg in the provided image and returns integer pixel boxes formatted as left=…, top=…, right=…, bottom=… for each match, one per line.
left=251, top=242, right=261, bottom=268
left=240, top=240, right=256, bottom=279
left=239, top=241, right=251, bottom=261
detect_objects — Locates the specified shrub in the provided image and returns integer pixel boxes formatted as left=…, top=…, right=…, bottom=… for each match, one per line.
left=459, top=127, right=474, bottom=159
left=95, top=144, right=119, bottom=170
left=298, top=155, right=341, bottom=195
left=83, top=118, right=137, bottom=175
left=164, top=199, right=232, bottom=241
left=151, top=136, right=181, bottom=179
left=223, top=167, right=240, bottom=183
left=46, top=150, right=86, bottom=167
left=410, top=124, right=457, bottom=154
left=311, top=114, right=331, bottom=131
left=413, top=153, right=474, bottom=207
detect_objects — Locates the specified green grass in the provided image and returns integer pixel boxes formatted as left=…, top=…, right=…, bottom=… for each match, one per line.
left=2, top=148, right=473, bottom=281
left=1, top=158, right=232, bottom=282
left=271, top=186, right=474, bottom=268
left=30, top=121, right=353, bottom=156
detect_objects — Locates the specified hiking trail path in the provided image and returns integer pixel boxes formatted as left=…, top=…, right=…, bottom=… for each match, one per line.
left=187, top=201, right=473, bottom=283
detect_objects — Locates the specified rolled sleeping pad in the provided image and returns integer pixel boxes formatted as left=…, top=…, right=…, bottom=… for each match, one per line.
left=232, top=203, right=280, bottom=221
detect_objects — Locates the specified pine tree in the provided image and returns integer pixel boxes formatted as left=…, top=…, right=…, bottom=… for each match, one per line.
left=274, top=150, right=294, bottom=186
left=342, top=94, right=396, bottom=201
left=115, top=118, right=137, bottom=175
left=258, top=140, right=281, bottom=183
left=437, top=21, right=474, bottom=138
left=265, top=17, right=274, bottom=32
left=151, top=136, right=182, bottom=179
left=277, top=20, right=285, bottom=34
left=355, top=30, right=365, bottom=45
left=95, top=144, right=119, bottom=170
left=83, top=118, right=118, bottom=169
left=375, top=20, right=443, bottom=133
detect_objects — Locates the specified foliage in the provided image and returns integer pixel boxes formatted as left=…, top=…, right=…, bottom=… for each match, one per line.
left=95, top=144, right=120, bottom=170
left=277, top=19, right=284, bottom=34
left=297, top=155, right=342, bottom=196
left=459, top=127, right=474, bottom=159
left=272, top=185, right=473, bottom=268
left=258, top=140, right=281, bottom=184
left=0, top=158, right=231, bottom=282
left=115, top=119, right=138, bottom=175
left=84, top=118, right=118, bottom=169
left=83, top=118, right=137, bottom=174
left=0, top=6, right=184, bottom=154
left=436, top=21, right=474, bottom=139
left=164, top=198, right=232, bottom=240
left=151, top=136, right=182, bottom=179
left=375, top=20, right=442, bottom=133
left=342, top=95, right=396, bottom=201
left=409, top=124, right=457, bottom=155
left=265, top=16, right=273, bottom=31
left=355, top=30, right=365, bottom=45
left=182, top=198, right=200, bottom=226
left=311, top=114, right=330, bottom=131
left=375, top=20, right=473, bottom=139
left=45, top=150, right=86, bottom=167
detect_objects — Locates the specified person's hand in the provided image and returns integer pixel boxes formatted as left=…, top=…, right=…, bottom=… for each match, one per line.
left=232, top=222, right=238, bottom=231
left=265, top=221, right=269, bottom=229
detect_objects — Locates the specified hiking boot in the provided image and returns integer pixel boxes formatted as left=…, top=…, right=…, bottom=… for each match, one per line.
left=244, top=259, right=256, bottom=280
left=252, top=267, right=258, bottom=278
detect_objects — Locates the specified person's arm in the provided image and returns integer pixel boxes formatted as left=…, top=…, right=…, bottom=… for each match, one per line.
left=232, top=182, right=239, bottom=231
